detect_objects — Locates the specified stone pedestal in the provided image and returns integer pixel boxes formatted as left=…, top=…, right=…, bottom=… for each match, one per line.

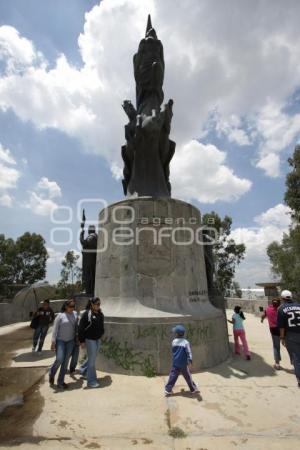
left=94, top=197, right=229, bottom=375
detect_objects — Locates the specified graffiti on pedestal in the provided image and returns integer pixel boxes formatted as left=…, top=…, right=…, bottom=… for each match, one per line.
left=101, top=337, right=156, bottom=377
left=133, top=321, right=216, bottom=345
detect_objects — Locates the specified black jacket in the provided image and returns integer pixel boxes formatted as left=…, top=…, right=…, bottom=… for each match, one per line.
left=78, top=309, right=104, bottom=342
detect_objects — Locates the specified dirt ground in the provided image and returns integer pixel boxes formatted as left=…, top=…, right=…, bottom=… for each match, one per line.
left=0, top=312, right=299, bottom=450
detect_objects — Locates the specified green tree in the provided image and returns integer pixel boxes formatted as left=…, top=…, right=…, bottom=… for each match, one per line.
left=0, top=234, right=16, bottom=292
left=232, top=280, right=242, bottom=298
left=284, top=144, right=300, bottom=220
left=267, top=145, right=300, bottom=295
left=56, top=251, right=82, bottom=298
left=0, top=232, right=48, bottom=286
left=14, top=232, right=48, bottom=284
left=60, top=250, right=81, bottom=285
left=202, top=212, right=246, bottom=296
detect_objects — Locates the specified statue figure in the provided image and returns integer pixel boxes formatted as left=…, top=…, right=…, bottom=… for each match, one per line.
left=80, top=210, right=97, bottom=296
left=121, top=15, right=175, bottom=197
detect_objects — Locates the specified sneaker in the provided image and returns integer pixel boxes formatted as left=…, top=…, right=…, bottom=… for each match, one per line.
left=49, top=376, right=54, bottom=386
left=273, top=364, right=281, bottom=370
left=164, top=390, right=172, bottom=396
left=191, top=388, right=200, bottom=394
left=87, top=382, right=100, bottom=388
left=246, top=355, right=251, bottom=360
left=57, top=383, right=68, bottom=390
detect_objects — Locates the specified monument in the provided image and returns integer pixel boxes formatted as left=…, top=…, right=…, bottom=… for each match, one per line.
left=94, top=16, right=229, bottom=375
left=80, top=210, right=97, bottom=296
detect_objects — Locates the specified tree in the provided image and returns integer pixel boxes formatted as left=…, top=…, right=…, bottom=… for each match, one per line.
left=60, top=250, right=81, bottom=285
left=267, top=145, right=300, bottom=295
left=0, top=234, right=16, bottom=292
left=232, top=280, right=242, bottom=298
left=284, top=144, right=300, bottom=220
left=267, top=226, right=300, bottom=294
left=202, top=212, right=246, bottom=296
left=14, top=232, right=48, bottom=284
left=0, top=232, right=48, bottom=289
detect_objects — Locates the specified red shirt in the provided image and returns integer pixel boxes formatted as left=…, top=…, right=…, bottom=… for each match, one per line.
left=265, top=305, right=278, bottom=328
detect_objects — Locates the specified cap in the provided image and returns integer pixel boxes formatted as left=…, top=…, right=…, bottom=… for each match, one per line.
left=172, top=325, right=186, bottom=335
left=280, top=289, right=292, bottom=299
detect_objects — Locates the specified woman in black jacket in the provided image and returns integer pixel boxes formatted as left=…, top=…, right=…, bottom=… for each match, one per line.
left=78, top=297, right=104, bottom=388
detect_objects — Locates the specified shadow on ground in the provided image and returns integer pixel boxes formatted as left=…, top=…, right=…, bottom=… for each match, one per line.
left=13, top=350, right=53, bottom=363
left=207, top=344, right=277, bottom=379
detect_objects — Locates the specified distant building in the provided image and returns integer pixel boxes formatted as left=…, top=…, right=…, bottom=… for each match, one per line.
left=256, top=281, right=282, bottom=301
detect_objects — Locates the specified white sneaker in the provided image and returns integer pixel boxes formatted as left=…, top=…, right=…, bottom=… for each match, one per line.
left=164, top=390, right=172, bottom=396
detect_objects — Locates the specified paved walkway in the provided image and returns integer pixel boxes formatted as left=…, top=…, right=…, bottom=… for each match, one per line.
left=0, top=311, right=299, bottom=449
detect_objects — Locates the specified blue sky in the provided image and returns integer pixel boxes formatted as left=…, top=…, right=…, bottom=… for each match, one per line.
left=0, top=0, right=299, bottom=287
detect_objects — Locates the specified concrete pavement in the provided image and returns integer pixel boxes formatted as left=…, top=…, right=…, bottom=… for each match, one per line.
left=0, top=311, right=299, bottom=449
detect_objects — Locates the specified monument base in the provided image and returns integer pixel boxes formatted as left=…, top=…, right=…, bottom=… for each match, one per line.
left=95, top=197, right=229, bottom=375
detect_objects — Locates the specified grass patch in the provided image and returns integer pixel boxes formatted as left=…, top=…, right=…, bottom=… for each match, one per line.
left=168, top=426, right=187, bottom=439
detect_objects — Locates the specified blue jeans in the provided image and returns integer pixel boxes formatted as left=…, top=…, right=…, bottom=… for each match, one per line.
left=33, top=325, right=49, bottom=351
left=69, top=343, right=80, bottom=372
left=271, top=334, right=281, bottom=364
left=85, top=339, right=100, bottom=386
left=50, top=339, right=74, bottom=386
left=286, top=333, right=300, bottom=384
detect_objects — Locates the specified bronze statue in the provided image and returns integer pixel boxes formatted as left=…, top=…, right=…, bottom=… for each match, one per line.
left=121, top=15, right=175, bottom=197
left=80, top=210, right=97, bottom=296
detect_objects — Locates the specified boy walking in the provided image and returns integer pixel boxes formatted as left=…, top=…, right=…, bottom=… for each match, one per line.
left=165, top=325, right=199, bottom=396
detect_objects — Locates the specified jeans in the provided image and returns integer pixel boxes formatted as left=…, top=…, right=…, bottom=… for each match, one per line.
left=271, top=334, right=281, bottom=364
left=50, top=339, right=74, bottom=386
left=69, top=343, right=80, bottom=372
left=165, top=366, right=198, bottom=393
left=85, top=339, right=100, bottom=386
left=33, top=325, right=49, bottom=351
left=285, top=333, right=300, bottom=384
left=233, top=329, right=250, bottom=356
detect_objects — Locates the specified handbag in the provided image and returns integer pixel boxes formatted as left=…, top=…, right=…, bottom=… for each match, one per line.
left=30, top=315, right=39, bottom=329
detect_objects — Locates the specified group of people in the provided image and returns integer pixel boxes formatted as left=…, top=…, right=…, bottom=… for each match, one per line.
left=227, top=289, right=300, bottom=387
left=32, top=297, right=104, bottom=389
left=31, top=288, right=300, bottom=393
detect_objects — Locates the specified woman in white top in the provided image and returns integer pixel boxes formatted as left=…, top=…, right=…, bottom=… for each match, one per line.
left=49, top=298, right=77, bottom=389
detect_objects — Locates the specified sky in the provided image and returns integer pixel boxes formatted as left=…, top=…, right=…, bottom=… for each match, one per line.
left=0, top=0, right=299, bottom=288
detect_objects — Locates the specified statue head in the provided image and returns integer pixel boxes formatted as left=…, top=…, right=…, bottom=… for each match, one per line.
left=88, top=225, right=96, bottom=234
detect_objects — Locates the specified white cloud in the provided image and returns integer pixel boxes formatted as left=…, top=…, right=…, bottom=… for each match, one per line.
left=47, top=247, right=64, bottom=264
left=171, top=140, right=252, bottom=203
left=0, top=25, right=43, bottom=73
left=254, top=203, right=291, bottom=228
left=0, top=143, right=16, bottom=164
left=26, top=191, right=58, bottom=216
left=1, top=0, right=300, bottom=188
left=37, top=177, right=62, bottom=199
left=256, top=153, right=280, bottom=178
left=0, top=193, right=13, bottom=207
left=0, top=143, right=20, bottom=207
left=231, top=203, right=291, bottom=287
left=213, top=113, right=251, bottom=146
left=255, top=101, right=300, bottom=176
left=24, top=177, right=62, bottom=216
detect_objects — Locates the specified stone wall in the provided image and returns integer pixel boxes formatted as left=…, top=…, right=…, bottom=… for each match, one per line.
left=225, top=297, right=268, bottom=315
left=0, top=303, right=24, bottom=327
